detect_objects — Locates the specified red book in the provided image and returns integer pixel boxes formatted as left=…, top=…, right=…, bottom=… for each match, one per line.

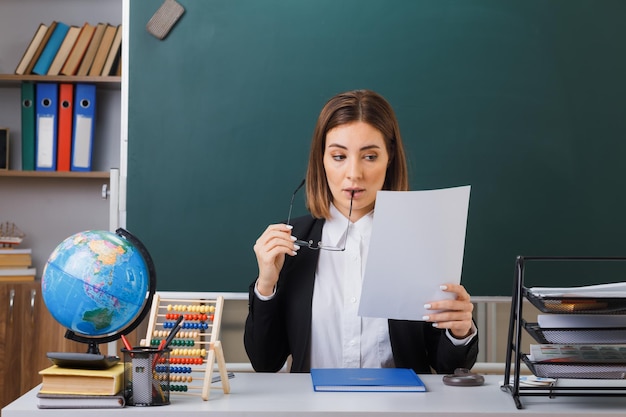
left=57, top=83, right=74, bottom=171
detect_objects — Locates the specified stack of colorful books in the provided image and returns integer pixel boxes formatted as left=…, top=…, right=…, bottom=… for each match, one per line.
left=15, top=21, right=122, bottom=77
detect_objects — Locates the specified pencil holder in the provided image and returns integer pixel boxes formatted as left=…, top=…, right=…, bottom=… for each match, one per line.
left=122, top=347, right=171, bottom=406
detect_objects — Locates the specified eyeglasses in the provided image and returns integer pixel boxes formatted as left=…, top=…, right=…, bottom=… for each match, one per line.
left=286, top=179, right=353, bottom=251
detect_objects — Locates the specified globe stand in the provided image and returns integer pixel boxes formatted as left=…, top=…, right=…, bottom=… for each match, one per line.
left=86, top=340, right=100, bottom=355
left=46, top=351, right=122, bottom=370
left=44, top=228, right=157, bottom=370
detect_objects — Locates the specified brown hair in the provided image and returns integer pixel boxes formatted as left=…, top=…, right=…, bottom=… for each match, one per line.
left=305, top=89, right=409, bottom=219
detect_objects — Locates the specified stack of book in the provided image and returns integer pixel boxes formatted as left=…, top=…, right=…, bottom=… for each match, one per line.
left=0, top=247, right=36, bottom=282
left=15, top=21, right=122, bottom=77
left=37, top=363, right=125, bottom=409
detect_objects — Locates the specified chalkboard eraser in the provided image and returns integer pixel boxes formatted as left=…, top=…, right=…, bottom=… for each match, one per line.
left=146, top=0, right=185, bottom=40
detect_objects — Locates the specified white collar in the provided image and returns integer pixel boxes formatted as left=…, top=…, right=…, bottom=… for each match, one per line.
left=324, top=203, right=374, bottom=247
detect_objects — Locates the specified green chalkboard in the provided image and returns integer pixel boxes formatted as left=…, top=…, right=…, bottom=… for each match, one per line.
left=127, top=0, right=626, bottom=296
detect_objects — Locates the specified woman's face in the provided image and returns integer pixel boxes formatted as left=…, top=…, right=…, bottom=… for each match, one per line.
left=323, top=121, right=389, bottom=221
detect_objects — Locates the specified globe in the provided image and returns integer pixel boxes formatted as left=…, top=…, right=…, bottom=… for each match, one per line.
left=41, top=228, right=155, bottom=356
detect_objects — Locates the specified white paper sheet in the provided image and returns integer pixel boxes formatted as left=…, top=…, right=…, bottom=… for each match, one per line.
left=358, top=186, right=471, bottom=320
left=528, top=282, right=626, bottom=298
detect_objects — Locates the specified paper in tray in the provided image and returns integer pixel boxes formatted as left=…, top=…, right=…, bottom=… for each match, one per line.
left=527, top=282, right=626, bottom=298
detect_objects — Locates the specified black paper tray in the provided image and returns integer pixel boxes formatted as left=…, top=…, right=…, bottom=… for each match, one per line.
left=524, top=290, right=626, bottom=314
left=522, top=355, right=626, bottom=379
left=524, top=323, right=626, bottom=344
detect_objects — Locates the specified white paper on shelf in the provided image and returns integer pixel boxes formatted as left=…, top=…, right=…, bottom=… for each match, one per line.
left=528, top=281, right=626, bottom=298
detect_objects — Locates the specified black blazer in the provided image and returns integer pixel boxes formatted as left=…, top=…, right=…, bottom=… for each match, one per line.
left=244, top=215, right=478, bottom=374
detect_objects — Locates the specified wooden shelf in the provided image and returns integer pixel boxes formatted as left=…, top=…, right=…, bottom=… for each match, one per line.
left=0, top=170, right=109, bottom=179
left=0, top=74, right=120, bottom=89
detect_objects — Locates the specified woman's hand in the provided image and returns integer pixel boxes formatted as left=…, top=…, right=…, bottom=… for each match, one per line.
left=423, top=283, right=474, bottom=339
left=253, top=224, right=300, bottom=296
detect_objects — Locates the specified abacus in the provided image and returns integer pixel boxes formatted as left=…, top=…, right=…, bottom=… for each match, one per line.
left=141, top=293, right=230, bottom=400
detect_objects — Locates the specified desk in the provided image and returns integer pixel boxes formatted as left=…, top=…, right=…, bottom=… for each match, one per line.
left=3, top=374, right=626, bottom=416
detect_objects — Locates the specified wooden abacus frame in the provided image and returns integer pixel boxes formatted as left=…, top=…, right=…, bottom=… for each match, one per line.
left=141, top=292, right=230, bottom=400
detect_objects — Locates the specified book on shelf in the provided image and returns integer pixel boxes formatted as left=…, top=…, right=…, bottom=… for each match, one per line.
left=32, top=21, right=70, bottom=75
left=61, top=23, right=96, bottom=76
left=77, top=23, right=107, bottom=76
left=47, top=25, right=81, bottom=76
left=115, top=54, right=122, bottom=76
left=310, top=368, right=426, bottom=392
left=36, top=391, right=125, bottom=409
left=24, top=22, right=58, bottom=75
left=100, top=24, right=122, bottom=76
left=0, top=247, right=32, bottom=268
left=88, top=24, right=118, bottom=76
left=39, top=363, right=124, bottom=396
left=0, top=267, right=36, bottom=282
left=15, top=23, right=49, bottom=75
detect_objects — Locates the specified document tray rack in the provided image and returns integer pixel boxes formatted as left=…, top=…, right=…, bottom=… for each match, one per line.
left=501, top=256, right=626, bottom=409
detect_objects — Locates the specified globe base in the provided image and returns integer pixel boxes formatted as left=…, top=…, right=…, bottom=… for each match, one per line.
left=46, top=351, right=120, bottom=370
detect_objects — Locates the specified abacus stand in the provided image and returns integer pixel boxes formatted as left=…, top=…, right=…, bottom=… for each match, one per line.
left=202, top=340, right=230, bottom=399
left=142, top=293, right=231, bottom=400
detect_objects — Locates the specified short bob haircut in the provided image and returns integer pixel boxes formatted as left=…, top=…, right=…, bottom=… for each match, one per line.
left=305, top=89, right=409, bottom=219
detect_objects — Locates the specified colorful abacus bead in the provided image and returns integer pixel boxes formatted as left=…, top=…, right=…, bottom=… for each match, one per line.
left=170, top=375, right=193, bottom=383
left=168, top=384, right=188, bottom=392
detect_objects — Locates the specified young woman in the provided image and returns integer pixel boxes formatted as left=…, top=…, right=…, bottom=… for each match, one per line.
left=245, top=89, right=477, bottom=373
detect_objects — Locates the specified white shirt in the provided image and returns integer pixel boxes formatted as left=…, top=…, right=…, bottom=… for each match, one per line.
left=310, top=204, right=394, bottom=368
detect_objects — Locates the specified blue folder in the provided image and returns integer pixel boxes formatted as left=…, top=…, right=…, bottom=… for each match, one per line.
left=32, top=22, right=70, bottom=75
left=35, top=83, right=58, bottom=171
left=310, top=368, right=426, bottom=392
left=71, top=83, right=96, bottom=171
